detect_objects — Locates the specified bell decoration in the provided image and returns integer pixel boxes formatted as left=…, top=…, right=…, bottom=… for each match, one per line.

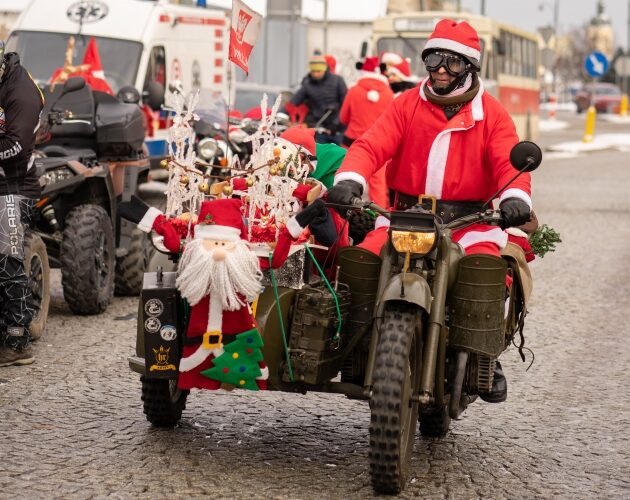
left=199, top=182, right=210, bottom=194
left=159, top=158, right=170, bottom=169
left=222, top=184, right=234, bottom=196
left=246, top=177, right=255, bottom=187
left=269, top=166, right=279, bottom=176
left=180, top=175, right=189, bottom=186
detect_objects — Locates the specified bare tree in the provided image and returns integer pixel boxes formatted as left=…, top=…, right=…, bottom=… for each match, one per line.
left=555, top=23, right=591, bottom=83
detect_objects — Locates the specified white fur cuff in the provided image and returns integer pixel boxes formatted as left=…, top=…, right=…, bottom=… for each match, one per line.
left=138, top=207, right=162, bottom=233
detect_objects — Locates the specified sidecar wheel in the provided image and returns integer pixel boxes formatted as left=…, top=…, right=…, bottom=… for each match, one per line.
left=141, top=377, right=188, bottom=427
left=369, top=302, right=422, bottom=495
left=419, top=404, right=451, bottom=438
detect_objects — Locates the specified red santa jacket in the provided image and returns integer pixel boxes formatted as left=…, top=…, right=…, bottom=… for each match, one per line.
left=335, top=78, right=531, bottom=209
left=339, top=73, right=394, bottom=141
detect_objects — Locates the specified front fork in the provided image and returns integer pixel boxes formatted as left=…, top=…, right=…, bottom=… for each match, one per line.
left=363, top=232, right=453, bottom=405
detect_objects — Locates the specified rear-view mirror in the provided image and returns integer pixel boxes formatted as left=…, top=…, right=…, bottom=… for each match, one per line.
left=509, top=141, right=542, bottom=172
left=143, top=81, right=165, bottom=111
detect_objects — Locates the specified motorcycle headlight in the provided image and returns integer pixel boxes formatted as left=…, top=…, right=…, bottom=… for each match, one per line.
left=198, top=138, right=219, bottom=160
left=391, top=230, right=437, bottom=256
left=42, top=166, right=74, bottom=186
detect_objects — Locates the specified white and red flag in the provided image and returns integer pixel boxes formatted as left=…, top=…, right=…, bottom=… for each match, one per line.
left=228, top=0, right=262, bottom=74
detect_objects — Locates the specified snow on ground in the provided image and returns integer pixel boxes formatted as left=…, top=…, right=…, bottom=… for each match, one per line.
left=598, top=114, right=630, bottom=124
left=547, top=133, right=630, bottom=153
left=540, top=119, right=570, bottom=132
left=540, top=102, right=577, bottom=112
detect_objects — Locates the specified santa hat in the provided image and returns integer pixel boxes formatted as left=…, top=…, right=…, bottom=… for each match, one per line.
left=325, top=54, right=337, bottom=73
left=280, top=126, right=316, bottom=157
left=194, top=198, right=247, bottom=241
left=380, top=52, right=404, bottom=66
left=421, top=19, right=481, bottom=70
left=387, top=59, right=412, bottom=82
left=355, top=56, right=381, bottom=73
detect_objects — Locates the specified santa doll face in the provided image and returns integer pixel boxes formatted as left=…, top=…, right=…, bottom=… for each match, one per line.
left=176, top=237, right=262, bottom=310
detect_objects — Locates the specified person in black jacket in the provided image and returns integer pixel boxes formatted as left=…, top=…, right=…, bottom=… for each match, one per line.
left=291, top=54, right=347, bottom=145
left=0, top=43, right=45, bottom=367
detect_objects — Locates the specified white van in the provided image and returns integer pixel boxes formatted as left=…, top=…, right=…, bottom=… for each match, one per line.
left=7, top=0, right=232, bottom=157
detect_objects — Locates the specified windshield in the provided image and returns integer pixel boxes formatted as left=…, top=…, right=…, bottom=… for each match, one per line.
left=196, top=89, right=228, bottom=130
left=6, top=31, right=142, bottom=93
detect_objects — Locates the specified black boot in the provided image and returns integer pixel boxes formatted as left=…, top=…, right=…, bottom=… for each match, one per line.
left=479, top=360, right=507, bottom=403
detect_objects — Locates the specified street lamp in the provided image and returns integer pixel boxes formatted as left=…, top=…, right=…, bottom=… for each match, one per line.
left=539, top=0, right=560, bottom=97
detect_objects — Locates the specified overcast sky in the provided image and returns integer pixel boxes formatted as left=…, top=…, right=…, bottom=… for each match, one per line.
left=460, top=0, right=629, bottom=50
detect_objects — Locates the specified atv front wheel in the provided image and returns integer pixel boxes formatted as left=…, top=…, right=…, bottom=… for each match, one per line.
left=369, top=302, right=422, bottom=494
left=24, top=232, right=50, bottom=340
left=114, top=227, right=149, bottom=296
left=61, top=204, right=114, bottom=315
left=141, top=377, right=188, bottom=427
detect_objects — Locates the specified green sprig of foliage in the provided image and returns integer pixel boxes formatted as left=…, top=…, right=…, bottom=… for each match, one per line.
left=529, top=224, right=562, bottom=258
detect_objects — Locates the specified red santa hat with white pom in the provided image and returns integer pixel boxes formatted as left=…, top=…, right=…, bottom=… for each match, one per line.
left=194, top=198, right=247, bottom=242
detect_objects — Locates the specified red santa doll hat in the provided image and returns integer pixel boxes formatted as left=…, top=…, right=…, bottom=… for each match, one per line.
left=421, top=19, right=481, bottom=70
left=355, top=56, right=381, bottom=73
left=194, top=198, right=247, bottom=242
left=279, top=126, right=316, bottom=157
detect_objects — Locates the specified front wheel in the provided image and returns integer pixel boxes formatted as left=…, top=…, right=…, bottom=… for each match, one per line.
left=61, top=204, right=114, bottom=315
left=141, top=377, right=189, bottom=427
left=369, top=302, right=422, bottom=495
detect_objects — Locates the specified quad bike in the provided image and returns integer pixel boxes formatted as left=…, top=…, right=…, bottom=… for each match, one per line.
left=128, top=141, right=541, bottom=494
left=33, top=77, right=151, bottom=315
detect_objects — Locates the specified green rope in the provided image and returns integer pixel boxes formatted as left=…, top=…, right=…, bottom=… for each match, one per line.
left=303, top=243, right=342, bottom=341
left=268, top=253, right=293, bottom=381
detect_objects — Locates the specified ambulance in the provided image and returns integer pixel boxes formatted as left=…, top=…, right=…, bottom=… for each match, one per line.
left=6, top=0, right=232, bottom=158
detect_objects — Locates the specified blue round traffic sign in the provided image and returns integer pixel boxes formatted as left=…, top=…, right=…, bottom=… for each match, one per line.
left=584, top=51, right=609, bottom=77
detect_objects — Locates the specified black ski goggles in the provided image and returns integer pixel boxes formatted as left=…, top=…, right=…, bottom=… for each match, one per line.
left=424, top=51, right=469, bottom=76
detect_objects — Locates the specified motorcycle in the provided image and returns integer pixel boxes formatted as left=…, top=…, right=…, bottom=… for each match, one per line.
left=128, top=140, right=541, bottom=494
left=33, top=76, right=151, bottom=315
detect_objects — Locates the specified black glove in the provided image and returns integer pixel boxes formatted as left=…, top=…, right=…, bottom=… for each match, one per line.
left=295, top=199, right=338, bottom=246
left=327, top=179, right=363, bottom=208
left=499, top=197, right=531, bottom=229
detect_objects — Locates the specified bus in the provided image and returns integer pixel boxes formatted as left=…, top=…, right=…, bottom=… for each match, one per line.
left=369, top=11, right=540, bottom=140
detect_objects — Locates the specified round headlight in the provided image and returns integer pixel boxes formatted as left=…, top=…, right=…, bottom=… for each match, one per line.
left=198, top=138, right=219, bottom=160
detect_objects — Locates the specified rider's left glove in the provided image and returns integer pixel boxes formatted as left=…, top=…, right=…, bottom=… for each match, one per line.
left=499, top=197, right=531, bottom=230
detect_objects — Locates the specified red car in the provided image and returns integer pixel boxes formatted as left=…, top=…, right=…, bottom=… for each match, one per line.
left=574, top=83, right=622, bottom=113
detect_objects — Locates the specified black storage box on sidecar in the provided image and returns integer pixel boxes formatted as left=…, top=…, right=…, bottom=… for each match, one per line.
left=95, top=98, right=145, bottom=158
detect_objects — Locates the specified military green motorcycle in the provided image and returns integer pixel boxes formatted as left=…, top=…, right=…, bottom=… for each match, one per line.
left=129, top=141, right=541, bottom=495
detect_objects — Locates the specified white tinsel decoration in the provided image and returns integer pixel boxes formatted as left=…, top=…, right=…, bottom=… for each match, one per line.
left=164, top=88, right=205, bottom=217
left=240, top=94, right=311, bottom=241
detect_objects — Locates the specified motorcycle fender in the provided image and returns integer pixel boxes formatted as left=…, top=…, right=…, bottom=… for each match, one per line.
left=377, top=273, right=432, bottom=314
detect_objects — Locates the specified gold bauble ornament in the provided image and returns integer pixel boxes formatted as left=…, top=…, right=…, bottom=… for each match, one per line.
left=246, top=177, right=254, bottom=187
left=159, top=159, right=169, bottom=169
left=269, top=166, right=278, bottom=176
left=180, top=175, right=189, bottom=186
left=222, top=184, right=234, bottom=196
left=199, top=182, right=210, bottom=194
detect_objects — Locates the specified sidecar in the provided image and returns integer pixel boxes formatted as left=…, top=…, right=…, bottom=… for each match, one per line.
left=128, top=242, right=384, bottom=419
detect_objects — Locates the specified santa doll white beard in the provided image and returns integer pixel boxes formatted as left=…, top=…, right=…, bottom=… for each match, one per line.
left=176, top=238, right=263, bottom=310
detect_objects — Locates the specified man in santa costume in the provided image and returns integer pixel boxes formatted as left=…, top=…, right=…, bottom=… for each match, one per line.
left=327, top=19, right=534, bottom=404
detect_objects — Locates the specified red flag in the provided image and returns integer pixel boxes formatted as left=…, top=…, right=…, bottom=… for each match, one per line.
left=228, top=0, right=262, bottom=74
left=80, top=37, right=113, bottom=94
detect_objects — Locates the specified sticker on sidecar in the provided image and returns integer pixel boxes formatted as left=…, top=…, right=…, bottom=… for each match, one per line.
left=144, top=298, right=164, bottom=317
left=160, top=325, right=177, bottom=341
left=144, top=317, right=161, bottom=334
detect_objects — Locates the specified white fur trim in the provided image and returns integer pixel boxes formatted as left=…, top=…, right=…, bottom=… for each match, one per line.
left=208, top=292, right=223, bottom=332
left=424, top=37, right=481, bottom=63
left=471, top=78, right=485, bottom=120
left=194, top=224, right=241, bottom=241
left=367, top=90, right=380, bottom=102
left=506, top=227, right=528, bottom=239
left=500, top=188, right=532, bottom=209
left=256, top=366, right=269, bottom=380
left=456, top=227, right=508, bottom=250
left=425, top=131, right=452, bottom=198
left=388, top=66, right=412, bottom=81
left=138, top=207, right=162, bottom=233
left=381, top=52, right=403, bottom=65
left=360, top=72, right=389, bottom=84
left=286, top=215, right=304, bottom=239
left=178, top=343, right=224, bottom=372
left=374, top=215, right=390, bottom=230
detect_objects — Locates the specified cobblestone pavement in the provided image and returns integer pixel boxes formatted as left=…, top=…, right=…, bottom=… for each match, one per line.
left=1, top=116, right=629, bottom=499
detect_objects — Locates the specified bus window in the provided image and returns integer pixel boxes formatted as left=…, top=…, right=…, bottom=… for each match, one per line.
left=376, top=37, right=428, bottom=77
